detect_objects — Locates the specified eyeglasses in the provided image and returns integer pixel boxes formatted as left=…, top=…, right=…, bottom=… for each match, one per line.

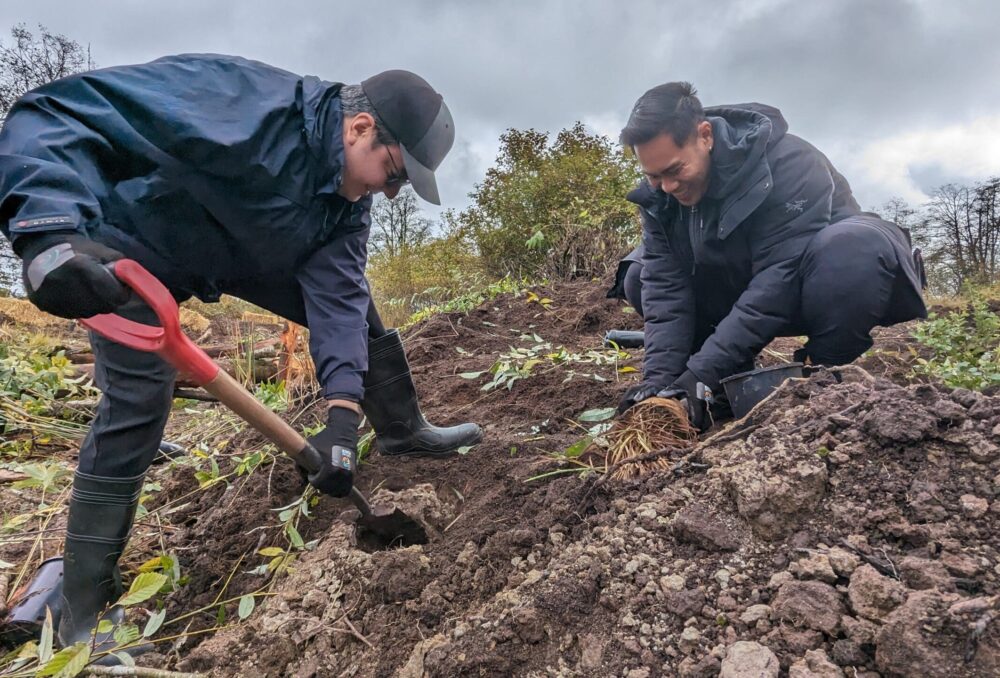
left=384, top=145, right=409, bottom=187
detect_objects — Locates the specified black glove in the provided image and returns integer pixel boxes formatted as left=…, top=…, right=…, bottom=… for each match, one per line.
left=616, top=382, right=661, bottom=416
left=659, top=370, right=710, bottom=432
left=17, top=233, right=129, bottom=319
left=302, top=406, right=360, bottom=497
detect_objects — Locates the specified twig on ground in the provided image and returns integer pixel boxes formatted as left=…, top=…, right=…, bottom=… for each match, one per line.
left=699, top=424, right=760, bottom=448
left=336, top=614, right=376, bottom=650
left=837, top=539, right=899, bottom=579
left=84, top=666, right=206, bottom=677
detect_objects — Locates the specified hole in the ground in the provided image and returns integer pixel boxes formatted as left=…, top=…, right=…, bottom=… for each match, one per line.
left=353, top=506, right=430, bottom=553
left=356, top=521, right=429, bottom=552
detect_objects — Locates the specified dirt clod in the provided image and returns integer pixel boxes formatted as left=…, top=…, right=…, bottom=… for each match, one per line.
left=773, top=580, right=846, bottom=635
left=848, top=564, right=908, bottom=622
left=720, top=640, right=780, bottom=678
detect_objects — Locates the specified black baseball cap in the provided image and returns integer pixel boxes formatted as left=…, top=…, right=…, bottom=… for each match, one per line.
left=361, top=70, right=454, bottom=205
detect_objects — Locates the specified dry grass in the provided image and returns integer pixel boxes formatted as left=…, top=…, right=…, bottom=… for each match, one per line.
left=0, top=296, right=210, bottom=336
left=0, top=297, right=70, bottom=328
left=603, top=397, right=698, bottom=480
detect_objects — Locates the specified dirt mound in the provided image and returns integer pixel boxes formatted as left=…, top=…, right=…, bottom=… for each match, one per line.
left=123, top=280, right=996, bottom=678
left=8, top=277, right=998, bottom=677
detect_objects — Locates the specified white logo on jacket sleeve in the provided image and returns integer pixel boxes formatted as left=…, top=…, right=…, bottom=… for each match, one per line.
left=784, top=200, right=807, bottom=214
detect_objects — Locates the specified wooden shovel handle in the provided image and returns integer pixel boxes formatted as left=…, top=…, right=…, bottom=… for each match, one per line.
left=80, top=260, right=324, bottom=474
left=200, top=368, right=323, bottom=473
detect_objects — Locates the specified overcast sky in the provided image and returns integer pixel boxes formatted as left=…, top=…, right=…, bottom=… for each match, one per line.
left=2, top=0, right=997, bottom=221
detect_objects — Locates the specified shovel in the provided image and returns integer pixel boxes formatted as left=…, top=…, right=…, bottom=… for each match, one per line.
left=79, top=259, right=428, bottom=546
left=4, top=261, right=428, bottom=643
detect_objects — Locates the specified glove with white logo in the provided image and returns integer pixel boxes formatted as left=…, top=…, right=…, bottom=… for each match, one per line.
left=17, top=233, right=129, bottom=319
left=302, top=406, right=360, bottom=497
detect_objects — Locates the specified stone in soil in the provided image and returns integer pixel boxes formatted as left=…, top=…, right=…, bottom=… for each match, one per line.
left=720, top=641, right=780, bottom=678
left=772, top=580, right=846, bottom=635
left=847, top=564, right=907, bottom=622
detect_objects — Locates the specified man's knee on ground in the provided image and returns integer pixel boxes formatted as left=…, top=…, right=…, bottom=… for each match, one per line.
left=623, top=262, right=644, bottom=318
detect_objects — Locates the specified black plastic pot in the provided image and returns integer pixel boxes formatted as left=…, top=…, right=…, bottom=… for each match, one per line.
left=719, top=363, right=804, bottom=419
left=1, top=556, right=63, bottom=646
left=603, top=330, right=644, bottom=348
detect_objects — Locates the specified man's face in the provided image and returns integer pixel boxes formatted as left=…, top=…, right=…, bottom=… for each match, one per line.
left=339, top=113, right=409, bottom=202
left=633, top=121, right=713, bottom=207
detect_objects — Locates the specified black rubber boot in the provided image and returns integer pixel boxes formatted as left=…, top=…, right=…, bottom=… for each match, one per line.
left=364, top=330, right=483, bottom=457
left=57, top=471, right=143, bottom=650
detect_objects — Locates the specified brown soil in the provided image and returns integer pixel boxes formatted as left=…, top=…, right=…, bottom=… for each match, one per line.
left=5, top=279, right=1000, bottom=678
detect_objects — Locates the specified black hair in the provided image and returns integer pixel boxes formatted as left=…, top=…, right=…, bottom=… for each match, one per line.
left=340, top=84, right=397, bottom=146
left=619, top=81, right=704, bottom=148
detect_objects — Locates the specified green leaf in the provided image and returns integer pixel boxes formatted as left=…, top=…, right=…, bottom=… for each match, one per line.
left=459, top=371, right=484, bottom=379
left=563, top=436, right=593, bottom=458
left=238, top=594, right=256, bottom=620
left=39, top=607, right=54, bottom=663
left=112, top=651, right=136, bottom=668
left=14, top=639, right=38, bottom=660
left=286, top=524, right=305, bottom=549
left=577, top=407, right=615, bottom=422
left=216, top=604, right=226, bottom=626
left=96, top=619, right=114, bottom=634
left=143, top=608, right=166, bottom=637
left=137, top=555, right=167, bottom=573
left=117, top=572, right=168, bottom=607
left=257, top=546, right=285, bottom=557
left=112, top=623, right=140, bottom=646
left=525, top=229, right=546, bottom=250
left=36, top=642, right=90, bottom=677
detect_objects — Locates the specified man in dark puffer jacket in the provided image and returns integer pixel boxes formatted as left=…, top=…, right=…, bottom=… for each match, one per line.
left=612, top=82, right=926, bottom=428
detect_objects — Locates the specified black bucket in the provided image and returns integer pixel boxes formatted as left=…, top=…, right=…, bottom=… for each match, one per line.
left=719, top=363, right=804, bottom=419
left=1, top=557, right=63, bottom=646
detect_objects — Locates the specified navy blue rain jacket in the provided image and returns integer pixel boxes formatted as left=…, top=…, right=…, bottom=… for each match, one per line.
left=0, top=54, right=370, bottom=401
left=630, top=103, right=925, bottom=389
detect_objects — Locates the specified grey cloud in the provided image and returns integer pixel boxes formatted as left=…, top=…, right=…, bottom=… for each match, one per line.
left=2, top=0, right=998, bottom=217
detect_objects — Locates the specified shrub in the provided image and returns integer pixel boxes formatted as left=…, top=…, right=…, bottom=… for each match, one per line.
left=912, top=294, right=1000, bottom=390
left=367, top=228, right=483, bottom=328
left=460, top=123, right=642, bottom=280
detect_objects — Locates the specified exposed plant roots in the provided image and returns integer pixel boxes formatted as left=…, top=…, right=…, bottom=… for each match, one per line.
left=603, top=397, right=697, bottom=480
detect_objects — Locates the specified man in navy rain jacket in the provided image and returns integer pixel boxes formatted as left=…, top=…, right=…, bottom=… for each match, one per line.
left=0, top=53, right=480, bottom=648
left=612, top=82, right=926, bottom=428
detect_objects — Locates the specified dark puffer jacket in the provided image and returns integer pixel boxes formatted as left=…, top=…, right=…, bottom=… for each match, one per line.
left=629, top=103, right=925, bottom=389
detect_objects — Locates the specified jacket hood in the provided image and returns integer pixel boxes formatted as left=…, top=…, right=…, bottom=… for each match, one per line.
left=704, top=103, right=787, bottom=199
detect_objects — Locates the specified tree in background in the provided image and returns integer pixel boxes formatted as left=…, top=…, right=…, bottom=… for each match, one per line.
left=366, top=208, right=480, bottom=327
left=921, top=179, right=1000, bottom=292
left=459, top=122, right=643, bottom=280
left=879, top=177, right=1000, bottom=295
left=0, top=24, right=95, bottom=293
left=369, top=187, right=433, bottom=257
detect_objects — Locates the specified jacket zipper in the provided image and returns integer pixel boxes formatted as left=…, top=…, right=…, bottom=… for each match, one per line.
left=684, top=203, right=703, bottom=275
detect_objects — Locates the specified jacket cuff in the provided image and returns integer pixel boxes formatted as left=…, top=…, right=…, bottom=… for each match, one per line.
left=321, top=381, right=364, bottom=402
left=681, top=360, right=719, bottom=391
left=10, top=227, right=81, bottom=257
